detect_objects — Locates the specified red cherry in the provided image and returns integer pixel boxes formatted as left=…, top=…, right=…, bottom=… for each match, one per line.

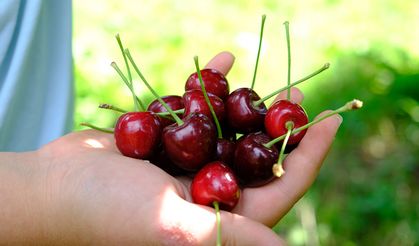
left=225, top=88, right=267, bottom=134
left=233, top=132, right=278, bottom=187
left=147, top=95, right=184, bottom=128
left=191, top=161, right=240, bottom=211
left=149, top=148, right=189, bottom=177
left=162, top=113, right=217, bottom=171
left=264, top=100, right=308, bottom=145
left=185, top=68, right=229, bottom=100
left=183, top=89, right=225, bottom=123
left=215, top=139, right=236, bottom=167
left=114, top=112, right=161, bottom=159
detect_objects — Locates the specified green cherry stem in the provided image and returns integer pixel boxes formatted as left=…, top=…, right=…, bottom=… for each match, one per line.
left=124, top=49, right=184, bottom=125
left=155, top=109, right=184, bottom=117
left=213, top=201, right=222, bottom=246
left=115, top=34, right=133, bottom=83
left=98, top=103, right=128, bottom=113
left=80, top=122, right=114, bottom=134
left=194, top=56, right=223, bottom=139
left=250, top=14, right=266, bottom=91
left=272, top=121, right=293, bottom=177
left=284, top=21, right=291, bottom=101
left=111, top=62, right=141, bottom=112
left=115, top=34, right=146, bottom=111
left=253, top=63, right=330, bottom=106
left=264, top=99, right=363, bottom=148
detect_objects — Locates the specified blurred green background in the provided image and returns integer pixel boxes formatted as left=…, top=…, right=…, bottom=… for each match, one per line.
left=73, top=0, right=419, bottom=245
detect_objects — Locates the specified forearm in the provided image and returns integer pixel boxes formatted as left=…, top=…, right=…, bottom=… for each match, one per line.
left=0, top=151, right=46, bottom=244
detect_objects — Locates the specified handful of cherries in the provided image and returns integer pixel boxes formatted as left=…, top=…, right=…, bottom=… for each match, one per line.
left=82, top=16, right=362, bottom=246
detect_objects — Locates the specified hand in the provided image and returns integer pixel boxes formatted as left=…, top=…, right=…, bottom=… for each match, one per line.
left=204, top=51, right=342, bottom=227
left=2, top=52, right=341, bottom=245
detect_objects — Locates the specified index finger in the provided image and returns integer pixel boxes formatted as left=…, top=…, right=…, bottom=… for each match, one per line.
left=204, top=51, right=235, bottom=76
left=233, top=110, right=342, bottom=227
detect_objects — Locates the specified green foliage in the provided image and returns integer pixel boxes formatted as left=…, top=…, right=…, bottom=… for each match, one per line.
left=275, top=46, right=419, bottom=245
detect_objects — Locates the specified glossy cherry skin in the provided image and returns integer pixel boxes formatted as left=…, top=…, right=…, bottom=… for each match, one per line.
left=147, top=95, right=184, bottom=128
left=215, top=139, right=236, bottom=167
left=225, top=88, right=267, bottom=134
left=114, top=112, right=162, bottom=159
left=185, top=68, right=229, bottom=100
left=191, top=161, right=240, bottom=211
left=183, top=89, right=225, bottom=123
left=264, top=100, right=309, bottom=145
left=233, top=132, right=279, bottom=187
left=162, top=113, right=217, bottom=171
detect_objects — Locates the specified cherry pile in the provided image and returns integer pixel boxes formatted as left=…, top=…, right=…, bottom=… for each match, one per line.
left=82, top=16, right=362, bottom=246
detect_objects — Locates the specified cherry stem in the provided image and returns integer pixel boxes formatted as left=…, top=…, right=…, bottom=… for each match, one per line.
left=194, top=56, right=223, bottom=139
left=155, top=109, right=184, bottom=117
left=98, top=103, right=127, bottom=113
left=80, top=122, right=114, bottom=134
left=273, top=121, right=293, bottom=177
left=115, top=34, right=132, bottom=83
left=264, top=99, right=363, bottom=148
left=213, top=201, right=222, bottom=246
left=111, top=62, right=143, bottom=112
left=253, top=63, right=330, bottom=106
left=284, top=21, right=291, bottom=101
left=114, top=34, right=146, bottom=111
left=250, top=14, right=266, bottom=91
left=125, top=49, right=184, bottom=125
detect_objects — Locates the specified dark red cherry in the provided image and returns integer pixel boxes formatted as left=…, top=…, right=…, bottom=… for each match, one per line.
left=183, top=89, right=225, bottom=123
left=162, top=113, right=217, bottom=171
left=147, top=95, right=184, bottom=128
left=264, top=100, right=309, bottom=145
left=225, top=88, right=267, bottom=134
left=114, top=112, right=161, bottom=159
left=215, top=139, right=236, bottom=167
left=149, top=148, right=189, bottom=177
left=233, top=132, right=278, bottom=187
left=191, top=161, right=240, bottom=211
left=185, top=68, right=229, bottom=100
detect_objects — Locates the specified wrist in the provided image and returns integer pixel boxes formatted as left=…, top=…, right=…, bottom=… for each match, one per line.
left=0, top=151, right=47, bottom=243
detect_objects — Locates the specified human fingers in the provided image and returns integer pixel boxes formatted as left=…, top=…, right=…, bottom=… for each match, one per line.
left=272, top=87, right=304, bottom=105
left=157, top=194, right=286, bottom=245
left=234, top=111, right=342, bottom=227
left=204, top=51, right=235, bottom=76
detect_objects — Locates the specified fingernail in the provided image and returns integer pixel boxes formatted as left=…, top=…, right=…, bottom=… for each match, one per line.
left=336, top=114, right=343, bottom=126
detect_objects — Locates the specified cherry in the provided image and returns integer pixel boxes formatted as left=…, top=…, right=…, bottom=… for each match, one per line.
left=264, top=100, right=309, bottom=145
left=264, top=99, right=364, bottom=177
left=162, top=113, right=217, bottom=171
left=147, top=95, right=184, bottom=128
left=114, top=111, right=162, bottom=159
left=225, top=88, right=267, bottom=133
left=185, top=68, right=229, bottom=100
left=149, top=148, right=189, bottom=176
left=233, top=132, right=278, bottom=187
left=125, top=50, right=218, bottom=171
left=192, top=56, right=238, bottom=169
left=215, top=139, right=236, bottom=167
left=191, top=161, right=240, bottom=211
left=224, top=15, right=268, bottom=134
left=183, top=89, right=225, bottom=123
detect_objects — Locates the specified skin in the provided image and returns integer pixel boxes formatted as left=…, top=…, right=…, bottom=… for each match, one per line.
left=0, top=51, right=341, bottom=245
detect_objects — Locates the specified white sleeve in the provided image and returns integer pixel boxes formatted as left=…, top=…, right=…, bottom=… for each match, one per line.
left=0, top=0, right=74, bottom=151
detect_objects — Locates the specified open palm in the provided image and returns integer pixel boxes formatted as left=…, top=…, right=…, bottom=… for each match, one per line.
left=37, top=52, right=340, bottom=245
